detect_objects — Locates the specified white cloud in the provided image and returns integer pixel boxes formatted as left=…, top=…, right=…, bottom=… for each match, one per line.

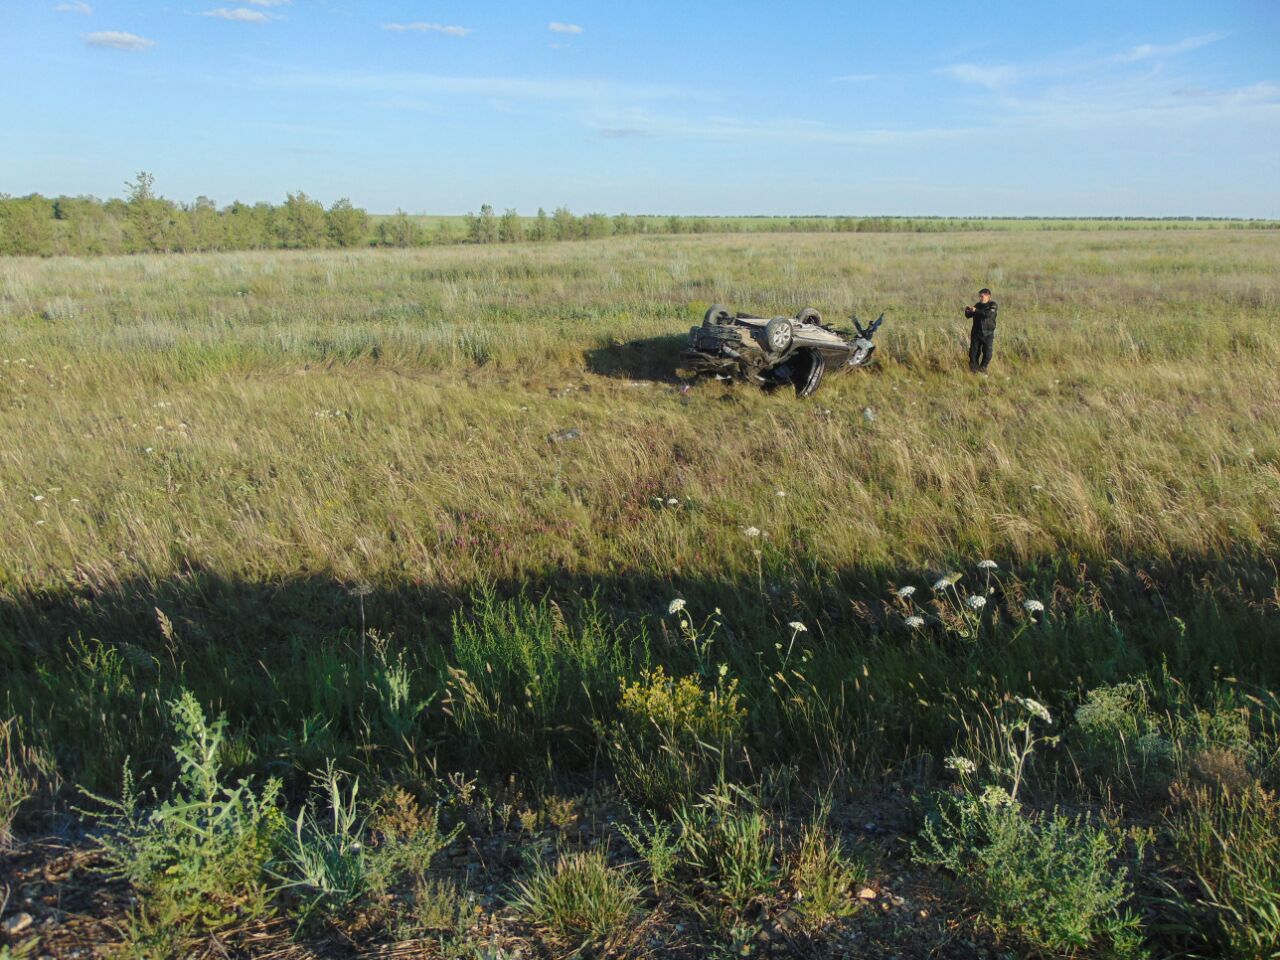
left=85, top=30, right=154, bottom=51
left=548, top=22, right=583, bottom=34
left=1114, top=33, right=1224, bottom=63
left=243, top=0, right=290, bottom=5
left=55, top=1, right=93, bottom=14
left=203, top=8, right=276, bottom=23
left=259, top=70, right=688, bottom=104
left=939, top=63, right=1020, bottom=90
left=383, top=23, right=473, bottom=37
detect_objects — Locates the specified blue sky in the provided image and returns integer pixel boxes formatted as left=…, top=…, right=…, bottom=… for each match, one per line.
left=3, top=1, right=1278, bottom=215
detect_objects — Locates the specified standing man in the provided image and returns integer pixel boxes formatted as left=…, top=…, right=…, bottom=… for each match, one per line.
left=964, top=288, right=998, bottom=373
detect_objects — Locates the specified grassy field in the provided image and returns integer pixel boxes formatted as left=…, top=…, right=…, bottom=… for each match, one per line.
left=2, top=229, right=1279, bottom=958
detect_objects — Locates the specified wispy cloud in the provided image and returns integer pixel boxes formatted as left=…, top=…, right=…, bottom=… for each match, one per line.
left=55, top=1, right=93, bottom=14
left=1114, top=33, right=1224, bottom=63
left=996, top=78, right=1280, bottom=133
left=939, top=62, right=1020, bottom=90
left=831, top=73, right=878, bottom=83
left=85, top=30, right=154, bottom=51
left=586, top=104, right=972, bottom=147
left=243, top=0, right=290, bottom=5
left=549, top=22, right=583, bottom=34
left=203, top=7, right=277, bottom=23
left=259, top=70, right=688, bottom=103
left=932, top=32, right=1277, bottom=138
left=383, top=23, right=473, bottom=37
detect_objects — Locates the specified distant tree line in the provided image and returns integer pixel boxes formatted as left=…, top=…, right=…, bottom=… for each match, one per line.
left=2, top=173, right=1276, bottom=257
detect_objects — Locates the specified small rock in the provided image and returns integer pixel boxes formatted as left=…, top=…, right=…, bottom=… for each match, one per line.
left=863, top=406, right=876, bottom=422
left=857, top=887, right=878, bottom=901
left=547, top=427, right=581, bottom=444
left=3, top=912, right=34, bottom=934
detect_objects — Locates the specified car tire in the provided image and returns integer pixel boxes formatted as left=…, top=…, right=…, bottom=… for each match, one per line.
left=795, top=351, right=826, bottom=397
left=764, top=317, right=794, bottom=354
left=795, top=307, right=822, bottom=325
left=704, top=303, right=733, bottom=327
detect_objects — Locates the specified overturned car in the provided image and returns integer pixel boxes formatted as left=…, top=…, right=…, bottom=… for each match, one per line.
left=680, top=304, right=883, bottom=397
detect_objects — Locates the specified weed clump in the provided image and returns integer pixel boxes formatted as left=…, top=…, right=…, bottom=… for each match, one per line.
left=85, top=690, right=285, bottom=933
left=606, top=665, right=746, bottom=811
left=916, top=791, right=1145, bottom=957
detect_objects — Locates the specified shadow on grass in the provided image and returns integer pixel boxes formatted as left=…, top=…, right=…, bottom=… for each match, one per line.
left=1, top=550, right=1277, bottom=796
left=584, top=333, right=691, bottom=383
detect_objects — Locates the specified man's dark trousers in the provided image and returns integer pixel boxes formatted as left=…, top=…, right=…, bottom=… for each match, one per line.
left=969, top=331, right=994, bottom=372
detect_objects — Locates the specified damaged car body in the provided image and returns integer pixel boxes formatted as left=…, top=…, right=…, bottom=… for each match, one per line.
left=681, top=304, right=884, bottom=397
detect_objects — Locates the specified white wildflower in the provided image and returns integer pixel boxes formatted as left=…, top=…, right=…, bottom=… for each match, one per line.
left=896, top=586, right=917, bottom=599
left=1016, top=696, right=1052, bottom=724
left=904, top=615, right=925, bottom=629
left=979, top=785, right=1015, bottom=808
left=788, top=621, right=807, bottom=633
left=775, top=489, right=787, bottom=498
left=932, top=576, right=953, bottom=591
left=743, top=526, right=761, bottom=539
left=666, top=497, right=680, bottom=506
left=667, top=598, right=686, bottom=615
left=967, top=595, right=987, bottom=610
left=1023, top=599, right=1045, bottom=613
left=977, top=560, right=998, bottom=570
left=32, top=495, right=44, bottom=501
left=144, top=447, right=154, bottom=453
left=944, top=756, right=977, bottom=776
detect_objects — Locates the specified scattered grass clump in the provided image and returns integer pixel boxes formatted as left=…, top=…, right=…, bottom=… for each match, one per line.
left=0, top=721, right=38, bottom=849
left=674, top=783, right=783, bottom=928
left=790, top=806, right=868, bottom=929
left=1167, top=781, right=1280, bottom=957
left=446, top=590, right=638, bottom=777
left=509, top=849, right=643, bottom=954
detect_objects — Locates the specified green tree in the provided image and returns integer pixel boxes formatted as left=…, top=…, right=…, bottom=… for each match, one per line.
left=187, top=196, right=225, bottom=252
left=326, top=198, right=369, bottom=248
left=467, top=204, right=499, bottom=244
left=499, top=207, right=524, bottom=243
left=124, top=171, right=173, bottom=252
left=277, top=191, right=328, bottom=249
left=224, top=201, right=274, bottom=250
left=530, top=207, right=551, bottom=241
left=0, top=195, right=56, bottom=256
left=552, top=206, right=577, bottom=241
left=582, top=212, right=611, bottom=239
left=377, top=209, right=423, bottom=248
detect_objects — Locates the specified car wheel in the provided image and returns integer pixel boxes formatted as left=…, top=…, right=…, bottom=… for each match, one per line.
left=794, top=350, right=826, bottom=397
left=795, top=307, right=822, bottom=325
left=704, top=303, right=733, bottom=327
left=764, top=317, right=794, bottom=354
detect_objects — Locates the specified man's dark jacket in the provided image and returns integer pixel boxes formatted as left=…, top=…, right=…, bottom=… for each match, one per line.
left=970, top=300, right=998, bottom=336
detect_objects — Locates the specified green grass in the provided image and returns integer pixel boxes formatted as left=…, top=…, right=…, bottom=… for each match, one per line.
left=1, top=228, right=1279, bottom=955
